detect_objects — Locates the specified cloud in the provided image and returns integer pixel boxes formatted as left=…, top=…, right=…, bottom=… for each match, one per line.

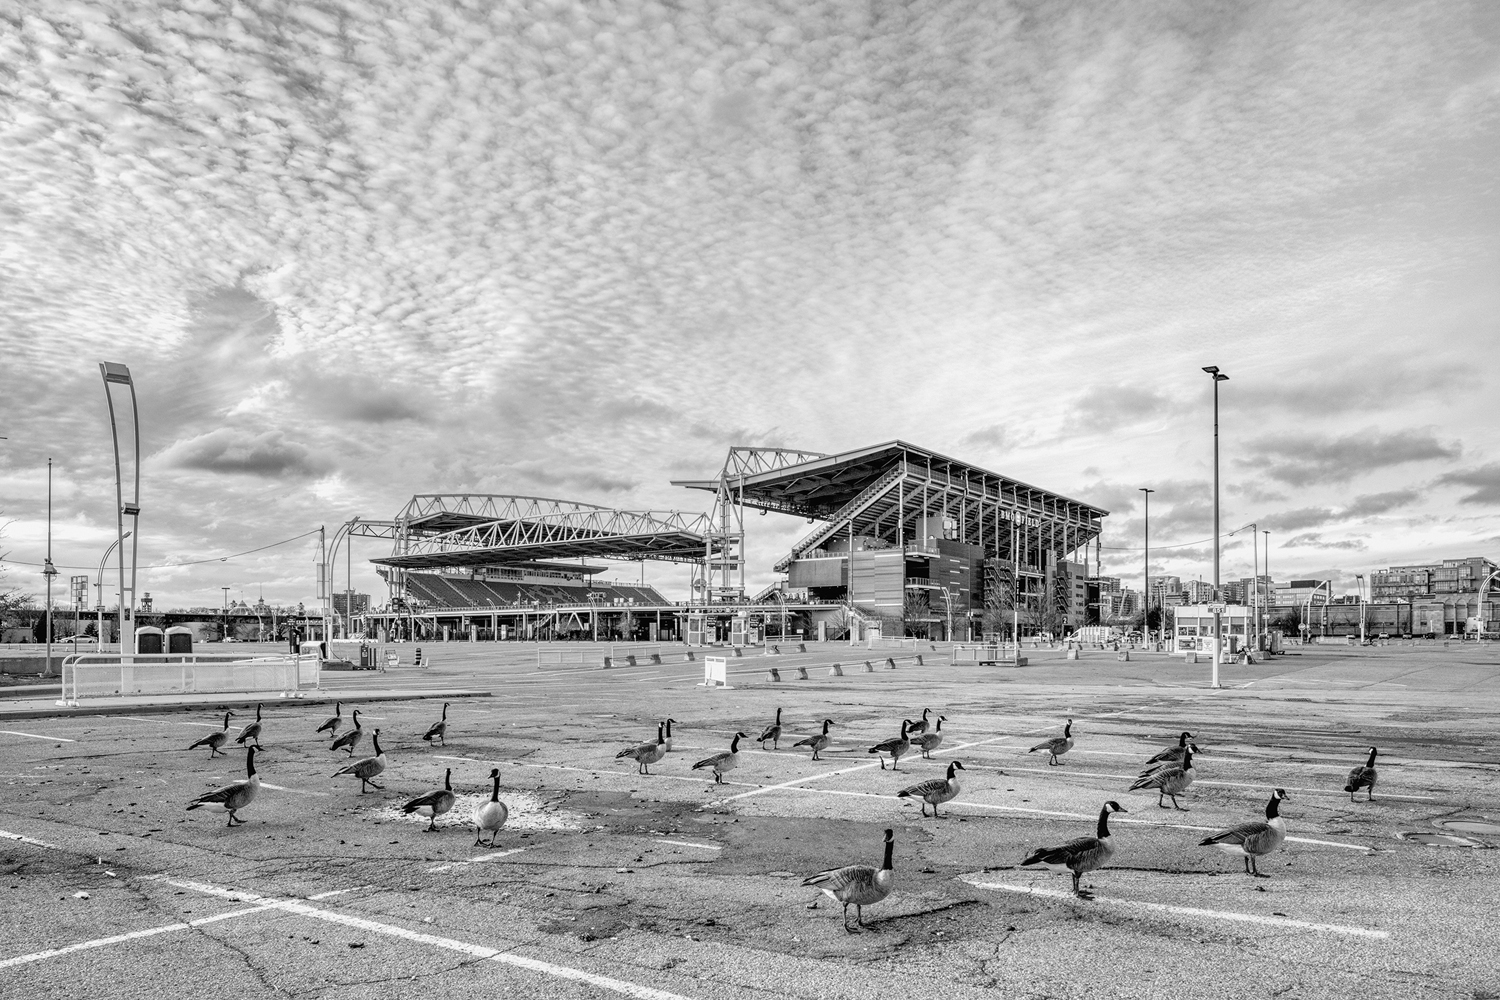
left=155, top=428, right=330, bottom=478
left=1436, top=464, right=1500, bottom=505
left=1283, top=533, right=1367, bottom=550
left=962, top=425, right=1011, bottom=449
left=1238, top=429, right=1460, bottom=486
left=1065, top=384, right=1175, bottom=429
left=1261, top=490, right=1420, bottom=531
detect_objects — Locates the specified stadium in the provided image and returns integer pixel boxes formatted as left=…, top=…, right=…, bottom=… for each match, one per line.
left=353, top=441, right=1108, bottom=645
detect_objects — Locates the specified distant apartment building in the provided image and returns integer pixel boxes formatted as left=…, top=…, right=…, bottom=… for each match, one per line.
left=1371, top=557, right=1499, bottom=601
left=333, top=592, right=371, bottom=616
left=1221, top=580, right=1247, bottom=604
left=1185, top=580, right=1215, bottom=604
left=1273, top=580, right=1332, bottom=606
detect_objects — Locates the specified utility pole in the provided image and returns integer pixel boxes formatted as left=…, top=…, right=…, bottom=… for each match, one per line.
left=43, top=458, right=58, bottom=677
left=1138, top=488, right=1154, bottom=647
left=1202, top=366, right=1229, bottom=688
left=222, top=585, right=231, bottom=641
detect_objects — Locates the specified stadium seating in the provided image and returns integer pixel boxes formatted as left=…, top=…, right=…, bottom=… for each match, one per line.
left=401, top=573, right=669, bottom=610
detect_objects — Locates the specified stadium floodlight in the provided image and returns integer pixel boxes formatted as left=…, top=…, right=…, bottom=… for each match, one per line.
left=99, top=362, right=141, bottom=659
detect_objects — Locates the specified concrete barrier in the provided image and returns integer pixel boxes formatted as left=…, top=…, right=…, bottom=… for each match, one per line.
left=1184, top=651, right=1199, bottom=664
left=1065, top=648, right=1080, bottom=660
left=829, top=664, right=844, bottom=677
left=1117, top=651, right=1130, bottom=662
left=794, top=666, right=808, bottom=680
left=862, top=660, right=875, bottom=673
left=766, top=667, right=782, bottom=682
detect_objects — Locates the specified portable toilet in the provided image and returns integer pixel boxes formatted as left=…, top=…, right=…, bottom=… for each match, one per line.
left=165, top=626, right=194, bottom=654
left=135, top=626, right=165, bottom=654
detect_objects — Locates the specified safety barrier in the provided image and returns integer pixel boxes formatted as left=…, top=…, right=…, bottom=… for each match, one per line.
left=536, top=648, right=604, bottom=670
left=699, top=655, right=731, bottom=689
left=866, top=636, right=932, bottom=651
left=609, top=643, right=665, bottom=666
left=59, top=652, right=312, bottom=704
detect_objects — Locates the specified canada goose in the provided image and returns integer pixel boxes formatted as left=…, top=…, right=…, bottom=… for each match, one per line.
left=758, top=707, right=784, bottom=750
left=333, top=729, right=386, bottom=793
left=1028, top=719, right=1074, bottom=765
left=187, top=711, right=236, bottom=757
left=1020, top=800, right=1127, bottom=898
left=794, top=719, right=835, bottom=760
left=475, top=767, right=509, bottom=847
left=692, top=732, right=747, bottom=784
left=422, top=702, right=449, bottom=746
left=802, top=828, right=895, bottom=933
left=868, top=720, right=913, bottom=771
left=401, top=767, right=456, bottom=832
left=898, top=760, right=965, bottom=818
left=329, top=710, right=364, bottom=755
left=615, top=723, right=667, bottom=774
left=908, top=708, right=933, bottom=736
left=1344, top=747, right=1377, bottom=801
left=663, top=718, right=678, bottom=752
left=1137, top=743, right=1202, bottom=779
left=315, top=701, right=342, bottom=736
left=1129, top=745, right=1196, bottom=810
left=913, top=716, right=947, bottom=758
left=1200, top=788, right=1289, bottom=876
left=234, top=704, right=264, bottom=749
left=186, top=745, right=261, bottom=827
left=1144, top=731, right=1194, bottom=766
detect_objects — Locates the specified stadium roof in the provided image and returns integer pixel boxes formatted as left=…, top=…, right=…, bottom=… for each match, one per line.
left=359, top=495, right=719, bottom=569
left=672, top=441, right=1109, bottom=519
left=674, top=442, right=1109, bottom=572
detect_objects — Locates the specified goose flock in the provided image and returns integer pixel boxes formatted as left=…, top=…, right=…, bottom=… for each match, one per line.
left=180, top=700, right=512, bottom=846
left=173, top=697, right=1384, bottom=932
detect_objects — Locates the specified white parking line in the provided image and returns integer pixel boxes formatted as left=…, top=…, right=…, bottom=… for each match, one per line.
left=427, top=847, right=528, bottom=873
left=0, top=829, right=60, bottom=850
left=657, top=840, right=722, bottom=851
left=961, top=878, right=1389, bottom=938
left=258, top=782, right=330, bottom=797
left=164, top=877, right=699, bottom=999
left=994, top=764, right=1438, bottom=801
left=0, top=730, right=76, bottom=742
left=0, top=904, right=276, bottom=970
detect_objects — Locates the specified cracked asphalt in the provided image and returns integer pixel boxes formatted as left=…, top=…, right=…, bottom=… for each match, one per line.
left=4, top=640, right=1500, bottom=999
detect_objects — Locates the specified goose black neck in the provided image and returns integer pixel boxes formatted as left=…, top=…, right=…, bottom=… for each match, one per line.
left=490, top=773, right=500, bottom=802
left=665, top=719, right=673, bottom=737
left=443, top=768, right=452, bottom=790
left=256, top=705, right=263, bottom=720
left=730, top=734, right=740, bottom=752
left=372, top=732, right=382, bottom=755
left=822, top=720, right=831, bottom=734
left=947, top=762, right=959, bottom=779
left=1177, top=732, right=1188, bottom=747
left=881, top=837, right=894, bottom=872
left=1266, top=794, right=1281, bottom=819
left=442, top=703, right=449, bottom=719
left=246, top=747, right=257, bottom=777
left=935, top=718, right=943, bottom=732
left=1096, top=804, right=1112, bottom=839
left=1181, top=747, right=1193, bottom=768
left=223, top=713, right=232, bottom=729
left=1063, top=721, right=1072, bottom=737
left=1366, top=748, right=1378, bottom=767
left=656, top=724, right=665, bottom=744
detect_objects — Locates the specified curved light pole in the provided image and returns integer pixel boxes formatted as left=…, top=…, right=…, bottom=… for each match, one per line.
left=95, top=531, right=130, bottom=651
left=1303, top=579, right=1330, bottom=641
left=1202, top=366, right=1229, bottom=687
left=1138, top=488, right=1154, bottom=647
left=1474, top=570, right=1499, bottom=639
left=99, top=363, right=141, bottom=660
left=43, top=458, right=58, bottom=676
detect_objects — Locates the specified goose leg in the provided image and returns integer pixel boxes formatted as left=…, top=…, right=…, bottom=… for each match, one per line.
left=1171, top=795, right=1187, bottom=812
left=489, top=831, right=500, bottom=847
left=842, top=903, right=857, bottom=933
left=920, top=802, right=929, bottom=818
left=1158, top=792, right=1167, bottom=809
left=474, top=829, right=483, bottom=846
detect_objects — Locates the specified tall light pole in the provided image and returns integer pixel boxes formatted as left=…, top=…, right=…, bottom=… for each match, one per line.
left=1355, top=573, right=1366, bottom=643
left=1138, top=488, right=1154, bottom=647
left=222, top=585, right=231, bottom=641
left=100, top=363, right=141, bottom=660
left=1263, top=530, right=1271, bottom=642
left=43, top=458, right=58, bottom=676
left=95, top=532, right=130, bottom=651
left=1202, top=366, right=1229, bottom=688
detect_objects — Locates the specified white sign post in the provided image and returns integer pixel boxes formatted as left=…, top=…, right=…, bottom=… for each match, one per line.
left=698, top=655, right=731, bottom=689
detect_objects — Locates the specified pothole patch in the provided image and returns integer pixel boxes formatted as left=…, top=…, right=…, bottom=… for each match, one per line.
left=1432, top=819, right=1500, bottom=836
left=1398, top=831, right=1492, bottom=848
left=369, top=790, right=589, bottom=831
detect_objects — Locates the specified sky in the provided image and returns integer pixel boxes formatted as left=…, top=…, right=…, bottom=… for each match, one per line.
left=2, top=0, right=1500, bottom=612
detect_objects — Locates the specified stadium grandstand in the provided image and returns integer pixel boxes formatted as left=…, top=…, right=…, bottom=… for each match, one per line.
left=349, top=443, right=1108, bottom=643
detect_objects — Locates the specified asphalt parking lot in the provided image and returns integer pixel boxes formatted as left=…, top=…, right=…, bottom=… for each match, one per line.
left=4, top=642, right=1500, bottom=999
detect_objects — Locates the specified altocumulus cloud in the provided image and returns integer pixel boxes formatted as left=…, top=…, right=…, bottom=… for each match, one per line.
left=1437, top=464, right=1500, bottom=506
left=156, top=428, right=330, bottom=479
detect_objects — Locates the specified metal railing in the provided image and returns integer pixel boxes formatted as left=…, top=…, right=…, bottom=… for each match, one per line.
left=58, top=651, right=315, bottom=705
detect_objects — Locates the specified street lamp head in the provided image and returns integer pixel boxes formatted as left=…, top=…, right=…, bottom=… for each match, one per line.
left=1138, top=487, right=1155, bottom=494
left=99, top=361, right=133, bottom=385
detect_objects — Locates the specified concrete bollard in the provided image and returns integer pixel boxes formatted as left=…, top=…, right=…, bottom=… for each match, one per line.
left=1117, top=651, right=1130, bottom=662
left=767, top=667, right=781, bottom=682
left=1065, top=648, right=1080, bottom=660
left=795, top=666, right=809, bottom=680
left=829, top=663, right=844, bottom=677
left=885, top=657, right=897, bottom=670
left=914, top=654, right=924, bottom=666
left=1184, top=651, right=1198, bottom=664
left=863, top=660, right=876, bottom=673
left=602, top=656, right=613, bottom=669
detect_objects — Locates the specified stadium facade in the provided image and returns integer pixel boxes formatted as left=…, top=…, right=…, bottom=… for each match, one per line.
left=351, top=442, right=1108, bottom=643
